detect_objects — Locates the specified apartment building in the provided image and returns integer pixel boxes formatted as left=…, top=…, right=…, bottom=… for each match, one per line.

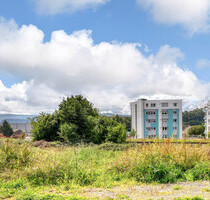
left=204, top=101, right=210, bottom=138
left=130, top=99, right=182, bottom=139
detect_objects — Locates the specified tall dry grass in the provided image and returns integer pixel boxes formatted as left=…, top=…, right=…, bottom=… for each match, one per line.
left=0, top=139, right=209, bottom=187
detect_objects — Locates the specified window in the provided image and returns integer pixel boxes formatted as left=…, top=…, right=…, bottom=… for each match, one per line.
left=147, top=119, right=156, bottom=123
left=173, top=103, right=177, bottom=107
left=151, top=103, right=156, bottom=107
left=162, top=127, right=168, bottom=130
left=173, top=111, right=177, bottom=115
left=173, top=127, right=177, bottom=130
left=162, top=111, right=168, bottom=115
left=147, top=135, right=156, bottom=139
left=146, top=103, right=148, bottom=108
left=173, top=119, right=177, bottom=122
left=162, top=103, right=168, bottom=107
left=146, top=127, right=156, bottom=131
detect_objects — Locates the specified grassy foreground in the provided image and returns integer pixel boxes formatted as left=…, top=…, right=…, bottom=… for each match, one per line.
left=0, top=139, right=209, bottom=199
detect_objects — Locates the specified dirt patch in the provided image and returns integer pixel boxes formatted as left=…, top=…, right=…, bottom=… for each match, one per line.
left=33, top=140, right=51, bottom=148
left=83, top=181, right=210, bottom=200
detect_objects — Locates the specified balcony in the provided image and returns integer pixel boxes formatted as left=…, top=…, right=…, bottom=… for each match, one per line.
left=162, top=115, right=168, bottom=119
left=162, top=122, right=168, bottom=127
left=148, top=115, right=156, bottom=119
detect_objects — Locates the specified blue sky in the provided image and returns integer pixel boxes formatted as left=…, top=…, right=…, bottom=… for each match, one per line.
left=0, top=0, right=209, bottom=114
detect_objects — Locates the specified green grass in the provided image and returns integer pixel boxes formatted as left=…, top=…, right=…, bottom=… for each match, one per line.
left=0, top=139, right=209, bottom=199
left=127, top=138, right=210, bottom=144
left=174, top=197, right=204, bottom=200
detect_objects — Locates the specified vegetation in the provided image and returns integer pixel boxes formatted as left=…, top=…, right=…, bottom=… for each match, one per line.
left=0, top=120, right=13, bottom=137
left=32, top=95, right=127, bottom=144
left=183, top=108, right=204, bottom=126
left=110, top=115, right=131, bottom=132
left=0, top=139, right=209, bottom=199
left=188, top=124, right=205, bottom=137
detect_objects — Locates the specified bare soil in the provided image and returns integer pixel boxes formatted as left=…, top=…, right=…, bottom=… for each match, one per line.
left=82, top=181, right=210, bottom=200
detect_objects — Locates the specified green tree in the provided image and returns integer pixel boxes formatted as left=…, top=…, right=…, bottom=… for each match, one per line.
left=106, top=123, right=127, bottom=143
left=58, top=123, right=78, bottom=143
left=188, top=124, right=205, bottom=137
left=183, top=108, right=204, bottom=126
left=90, top=116, right=112, bottom=144
left=130, top=129, right=136, bottom=138
left=0, top=120, right=13, bottom=137
left=32, top=112, right=60, bottom=141
left=58, top=95, right=99, bottom=141
left=111, top=115, right=131, bottom=131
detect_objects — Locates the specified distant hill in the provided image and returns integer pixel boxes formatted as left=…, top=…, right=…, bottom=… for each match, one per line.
left=101, top=113, right=130, bottom=117
left=183, top=108, right=204, bottom=126
left=0, top=114, right=36, bottom=124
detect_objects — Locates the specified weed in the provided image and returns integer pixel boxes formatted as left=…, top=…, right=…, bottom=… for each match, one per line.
left=172, top=185, right=182, bottom=190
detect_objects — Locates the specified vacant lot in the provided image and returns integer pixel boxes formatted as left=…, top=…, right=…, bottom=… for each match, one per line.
left=0, top=139, right=209, bottom=199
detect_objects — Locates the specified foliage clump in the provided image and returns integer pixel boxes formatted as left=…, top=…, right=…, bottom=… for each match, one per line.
left=0, top=140, right=31, bottom=170
left=188, top=124, right=205, bottom=137
left=32, top=95, right=127, bottom=144
left=0, top=120, right=13, bottom=137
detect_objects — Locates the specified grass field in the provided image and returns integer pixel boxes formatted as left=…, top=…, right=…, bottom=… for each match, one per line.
left=0, top=139, right=209, bottom=199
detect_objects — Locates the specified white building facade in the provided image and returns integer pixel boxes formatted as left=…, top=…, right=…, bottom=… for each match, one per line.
left=204, top=101, right=210, bottom=138
left=10, top=123, right=32, bottom=134
left=130, top=99, right=182, bottom=139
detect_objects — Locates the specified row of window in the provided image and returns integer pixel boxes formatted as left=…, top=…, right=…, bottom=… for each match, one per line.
left=145, top=102, right=178, bottom=108
left=146, top=127, right=178, bottom=131
left=162, top=127, right=177, bottom=130
left=146, top=111, right=178, bottom=115
left=146, top=111, right=156, bottom=115
left=162, top=111, right=177, bottom=115
left=146, top=119, right=156, bottom=123
left=147, top=119, right=177, bottom=123
left=146, top=127, right=156, bottom=131
left=146, top=135, right=178, bottom=139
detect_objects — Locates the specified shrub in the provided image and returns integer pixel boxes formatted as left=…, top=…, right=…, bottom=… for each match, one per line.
left=184, top=162, right=210, bottom=181
left=130, top=155, right=182, bottom=183
left=106, top=124, right=127, bottom=143
left=97, top=142, right=136, bottom=151
left=0, top=140, right=31, bottom=170
left=188, top=124, right=205, bottom=137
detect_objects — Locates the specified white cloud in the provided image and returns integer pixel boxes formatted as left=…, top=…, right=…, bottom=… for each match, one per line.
left=137, top=0, right=210, bottom=33
left=32, top=0, right=110, bottom=15
left=0, top=18, right=209, bottom=114
left=196, top=59, right=210, bottom=69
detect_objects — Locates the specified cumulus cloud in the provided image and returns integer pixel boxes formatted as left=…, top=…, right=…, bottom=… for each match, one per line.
left=137, top=0, right=210, bottom=33
left=0, top=18, right=209, bottom=114
left=32, top=0, right=110, bottom=15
